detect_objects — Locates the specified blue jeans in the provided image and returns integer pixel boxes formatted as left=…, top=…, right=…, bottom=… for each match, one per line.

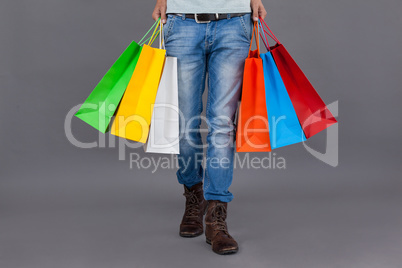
left=164, top=13, right=253, bottom=202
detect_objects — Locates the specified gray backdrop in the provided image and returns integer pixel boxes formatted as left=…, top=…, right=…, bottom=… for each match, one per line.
left=1, top=0, right=401, bottom=267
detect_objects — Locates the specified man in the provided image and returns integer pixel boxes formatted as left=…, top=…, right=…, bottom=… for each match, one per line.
left=152, top=0, right=267, bottom=255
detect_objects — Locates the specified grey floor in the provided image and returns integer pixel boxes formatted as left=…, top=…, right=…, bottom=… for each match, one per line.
left=1, top=141, right=401, bottom=268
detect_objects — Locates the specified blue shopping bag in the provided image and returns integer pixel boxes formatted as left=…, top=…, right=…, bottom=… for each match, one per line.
left=259, top=22, right=306, bottom=149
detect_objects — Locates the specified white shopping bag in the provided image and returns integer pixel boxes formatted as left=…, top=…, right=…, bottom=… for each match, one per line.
left=144, top=55, right=180, bottom=154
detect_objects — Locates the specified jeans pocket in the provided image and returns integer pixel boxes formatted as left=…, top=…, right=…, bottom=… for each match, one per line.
left=239, top=14, right=253, bottom=42
left=164, top=15, right=176, bottom=43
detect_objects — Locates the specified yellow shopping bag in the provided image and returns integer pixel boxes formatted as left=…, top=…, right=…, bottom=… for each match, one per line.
left=111, top=21, right=166, bottom=143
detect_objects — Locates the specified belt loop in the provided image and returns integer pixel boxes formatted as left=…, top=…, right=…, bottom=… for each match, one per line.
left=182, top=14, right=186, bottom=20
left=227, top=13, right=231, bottom=20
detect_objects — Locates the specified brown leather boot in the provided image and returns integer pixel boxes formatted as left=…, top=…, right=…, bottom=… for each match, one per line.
left=179, top=182, right=207, bottom=237
left=205, top=200, right=238, bottom=255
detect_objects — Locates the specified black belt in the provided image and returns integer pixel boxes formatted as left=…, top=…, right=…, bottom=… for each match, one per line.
left=170, top=13, right=249, bottom=23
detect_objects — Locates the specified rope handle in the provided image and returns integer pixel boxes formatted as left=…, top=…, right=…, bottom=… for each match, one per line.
left=148, top=21, right=160, bottom=46
left=259, top=17, right=281, bottom=44
left=258, top=20, right=270, bottom=52
left=138, top=18, right=161, bottom=46
left=248, top=21, right=260, bottom=57
left=159, top=19, right=165, bottom=50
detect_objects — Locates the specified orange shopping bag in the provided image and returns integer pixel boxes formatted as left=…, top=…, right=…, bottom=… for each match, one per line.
left=236, top=22, right=271, bottom=152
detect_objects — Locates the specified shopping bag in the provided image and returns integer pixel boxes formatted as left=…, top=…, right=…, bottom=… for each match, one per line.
left=260, top=18, right=337, bottom=138
left=145, top=22, right=179, bottom=154
left=236, top=22, right=271, bottom=152
left=259, top=21, right=306, bottom=149
left=111, top=20, right=166, bottom=143
left=74, top=41, right=142, bottom=133
left=74, top=19, right=162, bottom=133
left=144, top=56, right=179, bottom=154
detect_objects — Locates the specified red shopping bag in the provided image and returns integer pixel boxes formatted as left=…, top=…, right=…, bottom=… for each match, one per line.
left=260, top=18, right=337, bottom=138
left=236, top=22, right=271, bottom=152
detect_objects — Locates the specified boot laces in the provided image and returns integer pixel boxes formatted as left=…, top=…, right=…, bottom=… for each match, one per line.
left=183, top=189, right=200, bottom=217
left=211, top=203, right=230, bottom=236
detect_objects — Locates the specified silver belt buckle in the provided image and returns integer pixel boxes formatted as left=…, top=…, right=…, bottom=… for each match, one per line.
left=195, top=13, right=219, bottom=23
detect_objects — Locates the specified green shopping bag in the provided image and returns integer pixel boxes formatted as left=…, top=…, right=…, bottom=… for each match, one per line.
left=75, top=19, right=161, bottom=133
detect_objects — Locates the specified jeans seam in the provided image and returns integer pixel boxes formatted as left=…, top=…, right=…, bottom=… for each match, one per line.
left=164, top=16, right=176, bottom=43
left=198, top=60, right=206, bottom=122
left=205, top=60, right=212, bottom=129
left=198, top=70, right=205, bottom=115
left=204, top=63, right=213, bottom=188
left=210, top=22, right=217, bottom=46
left=239, top=15, right=251, bottom=42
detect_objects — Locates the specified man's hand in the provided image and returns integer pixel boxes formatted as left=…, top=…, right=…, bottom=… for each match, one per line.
left=152, top=0, right=167, bottom=23
left=250, top=0, right=267, bottom=21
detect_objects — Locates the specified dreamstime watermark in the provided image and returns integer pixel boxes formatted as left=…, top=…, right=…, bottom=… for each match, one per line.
left=65, top=100, right=338, bottom=169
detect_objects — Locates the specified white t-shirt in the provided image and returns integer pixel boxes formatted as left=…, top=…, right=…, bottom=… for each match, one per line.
left=166, top=0, right=252, bottom=14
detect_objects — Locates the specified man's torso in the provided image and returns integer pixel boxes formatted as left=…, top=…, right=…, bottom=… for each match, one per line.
left=166, top=0, right=252, bottom=14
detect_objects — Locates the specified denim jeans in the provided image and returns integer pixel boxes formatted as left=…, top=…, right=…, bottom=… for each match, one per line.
left=164, top=13, right=253, bottom=202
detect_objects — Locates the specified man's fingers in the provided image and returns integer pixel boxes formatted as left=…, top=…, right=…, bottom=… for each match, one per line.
left=259, top=7, right=267, bottom=20
left=152, top=10, right=160, bottom=21
left=252, top=4, right=259, bottom=21
left=152, top=5, right=166, bottom=23
left=160, top=7, right=167, bottom=24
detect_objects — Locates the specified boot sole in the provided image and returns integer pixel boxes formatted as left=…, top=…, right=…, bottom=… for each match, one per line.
left=179, top=232, right=203, bottom=238
left=205, top=238, right=238, bottom=255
